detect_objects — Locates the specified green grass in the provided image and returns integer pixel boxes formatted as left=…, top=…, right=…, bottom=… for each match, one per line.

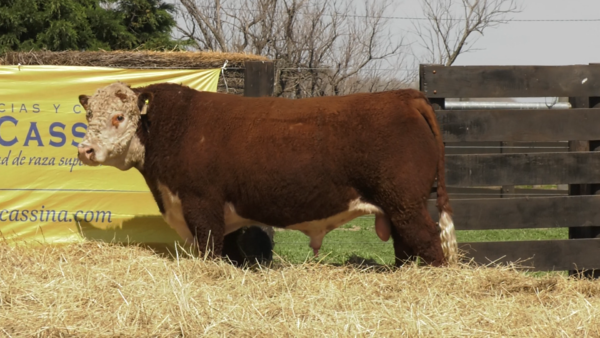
left=272, top=215, right=568, bottom=265
left=457, top=228, right=567, bottom=242
left=274, top=216, right=395, bottom=265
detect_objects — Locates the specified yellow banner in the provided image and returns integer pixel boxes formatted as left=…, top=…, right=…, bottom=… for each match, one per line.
left=0, top=65, right=221, bottom=246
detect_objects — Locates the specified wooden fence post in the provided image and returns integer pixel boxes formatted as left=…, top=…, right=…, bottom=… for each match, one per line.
left=568, top=86, right=600, bottom=277
left=244, top=61, right=274, bottom=97
left=420, top=65, right=447, bottom=199
left=227, top=60, right=275, bottom=263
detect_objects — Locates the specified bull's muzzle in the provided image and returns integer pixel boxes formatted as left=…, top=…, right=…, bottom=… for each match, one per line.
left=77, top=144, right=97, bottom=165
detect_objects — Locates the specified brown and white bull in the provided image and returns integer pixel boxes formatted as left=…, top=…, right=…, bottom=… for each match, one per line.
left=77, top=82, right=458, bottom=266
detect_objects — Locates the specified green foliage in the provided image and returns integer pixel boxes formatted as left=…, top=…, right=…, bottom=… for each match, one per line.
left=0, top=0, right=180, bottom=52
left=110, top=0, right=178, bottom=50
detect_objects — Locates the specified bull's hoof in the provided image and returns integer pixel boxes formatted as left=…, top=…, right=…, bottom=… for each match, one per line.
left=222, top=225, right=274, bottom=267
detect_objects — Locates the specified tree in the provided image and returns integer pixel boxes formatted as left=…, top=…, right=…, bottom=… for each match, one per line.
left=0, top=0, right=180, bottom=52
left=414, top=0, right=522, bottom=66
left=107, top=0, right=181, bottom=49
left=175, top=0, right=410, bottom=98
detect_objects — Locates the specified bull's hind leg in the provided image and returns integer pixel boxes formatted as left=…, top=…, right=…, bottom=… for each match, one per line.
left=386, top=205, right=445, bottom=267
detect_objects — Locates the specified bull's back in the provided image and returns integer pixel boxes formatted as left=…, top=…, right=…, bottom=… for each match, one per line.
left=195, top=89, right=436, bottom=166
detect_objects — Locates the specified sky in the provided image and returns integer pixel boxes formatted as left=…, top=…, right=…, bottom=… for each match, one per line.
left=392, top=0, right=600, bottom=66
left=169, top=0, right=600, bottom=67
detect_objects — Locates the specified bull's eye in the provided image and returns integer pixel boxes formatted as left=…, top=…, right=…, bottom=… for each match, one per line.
left=86, top=110, right=93, bottom=119
left=112, top=114, right=125, bottom=127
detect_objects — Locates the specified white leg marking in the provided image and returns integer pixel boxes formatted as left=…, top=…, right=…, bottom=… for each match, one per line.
left=157, top=182, right=195, bottom=244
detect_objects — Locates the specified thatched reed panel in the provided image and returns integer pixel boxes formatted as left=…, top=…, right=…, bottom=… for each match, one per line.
left=1, top=51, right=270, bottom=95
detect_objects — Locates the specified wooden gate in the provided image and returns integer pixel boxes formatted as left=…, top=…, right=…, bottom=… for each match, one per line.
left=422, top=64, right=600, bottom=273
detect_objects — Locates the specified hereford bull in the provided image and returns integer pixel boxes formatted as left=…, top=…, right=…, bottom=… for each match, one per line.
left=77, top=82, right=458, bottom=266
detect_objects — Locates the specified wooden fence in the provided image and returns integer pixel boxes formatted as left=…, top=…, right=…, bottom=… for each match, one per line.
left=421, top=64, right=600, bottom=274
left=240, top=61, right=277, bottom=252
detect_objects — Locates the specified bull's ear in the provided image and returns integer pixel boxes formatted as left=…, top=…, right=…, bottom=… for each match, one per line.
left=79, top=95, right=90, bottom=110
left=137, top=92, right=153, bottom=115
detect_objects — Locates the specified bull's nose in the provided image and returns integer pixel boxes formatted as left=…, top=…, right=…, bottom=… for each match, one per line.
left=77, top=145, right=94, bottom=160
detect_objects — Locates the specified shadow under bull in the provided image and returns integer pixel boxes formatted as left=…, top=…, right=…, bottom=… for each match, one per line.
left=75, top=215, right=274, bottom=266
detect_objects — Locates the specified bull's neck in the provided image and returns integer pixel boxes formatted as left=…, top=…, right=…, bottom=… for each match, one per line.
left=127, top=132, right=146, bottom=172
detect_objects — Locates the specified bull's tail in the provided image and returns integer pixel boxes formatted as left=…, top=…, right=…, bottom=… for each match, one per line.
left=417, top=97, right=458, bottom=265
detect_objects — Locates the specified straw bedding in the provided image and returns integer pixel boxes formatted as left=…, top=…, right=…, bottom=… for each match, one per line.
left=0, top=241, right=599, bottom=337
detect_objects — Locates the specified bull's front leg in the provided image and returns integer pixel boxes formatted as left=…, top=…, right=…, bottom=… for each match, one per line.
left=157, top=183, right=225, bottom=257
left=180, top=197, right=225, bottom=258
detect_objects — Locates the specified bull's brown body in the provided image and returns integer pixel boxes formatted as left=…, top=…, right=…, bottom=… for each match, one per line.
left=78, top=82, right=457, bottom=266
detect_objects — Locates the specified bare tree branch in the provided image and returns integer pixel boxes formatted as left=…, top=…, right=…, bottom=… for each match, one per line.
left=178, top=0, right=232, bottom=52
left=414, top=0, right=522, bottom=66
left=176, top=0, right=409, bottom=97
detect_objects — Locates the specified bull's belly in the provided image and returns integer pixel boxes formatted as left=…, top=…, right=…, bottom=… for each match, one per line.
left=224, top=199, right=389, bottom=253
left=157, top=181, right=391, bottom=253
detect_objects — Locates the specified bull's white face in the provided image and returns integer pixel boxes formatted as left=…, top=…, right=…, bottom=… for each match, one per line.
left=77, top=82, right=149, bottom=171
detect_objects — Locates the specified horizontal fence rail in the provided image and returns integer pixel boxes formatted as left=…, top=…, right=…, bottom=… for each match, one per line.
left=431, top=186, right=567, bottom=200
left=420, top=64, right=600, bottom=98
left=444, top=101, right=572, bottom=110
left=458, top=239, right=600, bottom=271
left=437, top=109, right=600, bottom=142
left=427, top=195, right=600, bottom=230
left=445, top=152, right=600, bottom=186
left=443, top=141, right=569, bottom=155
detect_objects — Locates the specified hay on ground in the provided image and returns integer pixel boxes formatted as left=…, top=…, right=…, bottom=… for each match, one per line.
left=0, top=241, right=599, bottom=337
